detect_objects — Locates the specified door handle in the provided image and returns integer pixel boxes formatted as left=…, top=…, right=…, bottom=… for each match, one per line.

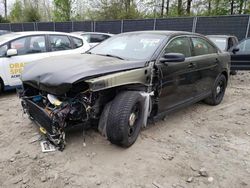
left=188, top=63, right=196, bottom=68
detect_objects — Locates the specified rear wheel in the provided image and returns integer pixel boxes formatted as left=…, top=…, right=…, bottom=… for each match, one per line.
left=106, top=91, right=144, bottom=147
left=204, top=74, right=227, bottom=106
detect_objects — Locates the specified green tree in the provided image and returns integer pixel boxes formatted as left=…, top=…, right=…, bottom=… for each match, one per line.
left=87, top=0, right=142, bottom=20
left=23, top=6, right=41, bottom=22
left=53, top=0, right=75, bottom=21
left=9, top=0, right=23, bottom=22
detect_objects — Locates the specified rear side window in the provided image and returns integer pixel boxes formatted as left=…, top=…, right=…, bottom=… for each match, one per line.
left=11, top=35, right=46, bottom=55
left=49, top=35, right=72, bottom=51
left=90, top=34, right=110, bottom=43
left=192, top=37, right=217, bottom=56
left=165, top=37, right=192, bottom=57
left=72, top=37, right=83, bottom=48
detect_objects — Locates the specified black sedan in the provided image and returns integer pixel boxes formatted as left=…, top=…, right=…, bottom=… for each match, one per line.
left=20, top=31, right=230, bottom=150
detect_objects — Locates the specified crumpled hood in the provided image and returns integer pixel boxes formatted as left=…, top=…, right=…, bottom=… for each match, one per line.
left=21, top=53, right=146, bottom=95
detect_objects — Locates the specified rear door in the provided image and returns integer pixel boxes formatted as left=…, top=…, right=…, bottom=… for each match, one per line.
left=190, top=37, right=219, bottom=96
left=231, top=38, right=250, bottom=70
left=156, top=36, right=201, bottom=112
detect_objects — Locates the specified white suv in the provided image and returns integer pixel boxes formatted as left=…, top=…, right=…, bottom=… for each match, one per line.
left=0, top=31, right=90, bottom=93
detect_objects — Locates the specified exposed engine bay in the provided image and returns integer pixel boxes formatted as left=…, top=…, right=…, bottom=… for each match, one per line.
left=20, top=84, right=115, bottom=150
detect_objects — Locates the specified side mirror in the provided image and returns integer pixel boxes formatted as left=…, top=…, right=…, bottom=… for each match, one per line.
left=232, top=47, right=239, bottom=54
left=160, top=53, right=185, bottom=63
left=6, top=49, right=17, bottom=57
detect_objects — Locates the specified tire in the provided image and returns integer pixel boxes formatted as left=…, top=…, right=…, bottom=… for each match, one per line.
left=0, top=79, right=3, bottom=94
left=204, top=74, right=227, bottom=106
left=106, top=91, right=144, bottom=147
left=230, top=70, right=237, bottom=75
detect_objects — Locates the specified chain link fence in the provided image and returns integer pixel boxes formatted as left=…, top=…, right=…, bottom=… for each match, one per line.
left=0, top=15, right=249, bottom=40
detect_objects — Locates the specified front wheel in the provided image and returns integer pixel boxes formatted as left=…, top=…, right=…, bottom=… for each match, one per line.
left=204, top=74, right=227, bottom=106
left=106, top=91, right=144, bottom=147
left=0, top=79, right=3, bottom=94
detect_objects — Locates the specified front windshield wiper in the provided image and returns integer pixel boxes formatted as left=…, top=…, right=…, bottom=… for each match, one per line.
left=86, top=52, right=124, bottom=60
left=96, top=53, right=124, bottom=60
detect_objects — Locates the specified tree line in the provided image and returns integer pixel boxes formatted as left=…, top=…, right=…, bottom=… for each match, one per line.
left=1, top=0, right=250, bottom=23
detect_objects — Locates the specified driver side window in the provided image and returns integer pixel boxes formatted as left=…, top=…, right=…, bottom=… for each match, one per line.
left=165, top=37, right=192, bottom=57
left=238, top=38, right=250, bottom=52
left=0, top=44, right=8, bottom=57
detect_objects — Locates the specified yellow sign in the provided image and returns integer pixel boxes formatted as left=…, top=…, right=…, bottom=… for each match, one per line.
left=9, top=63, right=27, bottom=78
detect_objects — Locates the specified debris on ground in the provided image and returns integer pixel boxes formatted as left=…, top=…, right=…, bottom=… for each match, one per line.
left=186, top=177, right=193, bottom=183
left=208, top=176, right=214, bottom=183
left=40, top=141, right=56, bottom=153
left=199, top=168, right=209, bottom=177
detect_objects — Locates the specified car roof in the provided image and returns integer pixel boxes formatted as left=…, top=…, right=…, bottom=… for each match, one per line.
left=0, top=31, right=82, bottom=44
left=118, top=30, right=204, bottom=37
left=206, top=35, right=237, bottom=39
left=72, top=31, right=114, bottom=36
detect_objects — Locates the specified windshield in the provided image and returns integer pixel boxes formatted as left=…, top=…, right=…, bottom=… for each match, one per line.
left=208, top=37, right=227, bottom=51
left=89, top=33, right=166, bottom=60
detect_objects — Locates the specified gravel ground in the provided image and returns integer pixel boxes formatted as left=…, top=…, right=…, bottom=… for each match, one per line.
left=0, top=71, right=250, bottom=188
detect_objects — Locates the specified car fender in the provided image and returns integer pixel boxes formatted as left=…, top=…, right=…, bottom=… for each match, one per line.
left=85, top=67, right=152, bottom=92
left=0, top=61, right=7, bottom=87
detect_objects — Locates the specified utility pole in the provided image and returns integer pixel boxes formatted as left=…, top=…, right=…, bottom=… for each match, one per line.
left=166, top=0, right=169, bottom=16
left=161, top=0, right=165, bottom=17
left=4, top=0, right=7, bottom=19
left=230, top=0, right=234, bottom=15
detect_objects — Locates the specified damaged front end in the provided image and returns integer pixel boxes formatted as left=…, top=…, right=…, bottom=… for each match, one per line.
left=20, top=84, right=95, bottom=151
left=19, top=63, right=155, bottom=151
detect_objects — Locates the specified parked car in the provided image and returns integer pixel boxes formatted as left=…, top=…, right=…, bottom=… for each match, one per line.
left=20, top=31, right=230, bottom=150
left=0, top=30, right=10, bottom=36
left=207, top=35, right=238, bottom=51
left=72, top=32, right=114, bottom=48
left=0, top=31, right=90, bottom=93
left=229, top=37, right=250, bottom=71
left=207, top=35, right=239, bottom=74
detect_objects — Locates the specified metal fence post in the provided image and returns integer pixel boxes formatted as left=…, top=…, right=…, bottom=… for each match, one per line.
left=22, top=23, right=24, bottom=31
left=33, top=22, right=36, bottom=31
left=93, top=21, right=96, bottom=32
left=192, top=17, right=197, bottom=33
left=153, top=18, right=156, bottom=30
left=245, top=15, right=250, bottom=38
left=121, top=20, right=124, bottom=33
left=9, top=23, right=11, bottom=31
left=71, top=21, right=74, bottom=32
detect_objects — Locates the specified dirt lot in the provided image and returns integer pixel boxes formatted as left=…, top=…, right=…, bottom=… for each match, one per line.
left=0, top=72, right=250, bottom=188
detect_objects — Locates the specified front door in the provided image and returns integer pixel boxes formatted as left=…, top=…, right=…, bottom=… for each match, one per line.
left=156, top=36, right=200, bottom=113
left=3, top=35, right=48, bottom=87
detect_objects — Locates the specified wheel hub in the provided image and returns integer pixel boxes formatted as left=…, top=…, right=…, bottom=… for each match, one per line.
left=129, top=113, right=136, bottom=127
left=216, top=85, right=221, bottom=94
